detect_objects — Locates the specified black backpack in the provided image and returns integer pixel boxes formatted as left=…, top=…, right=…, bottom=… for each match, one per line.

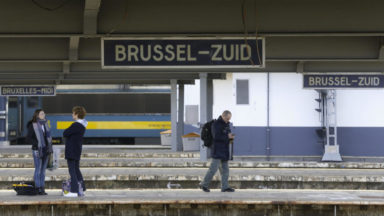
left=201, top=119, right=215, bottom=147
left=13, top=182, right=38, bottom=196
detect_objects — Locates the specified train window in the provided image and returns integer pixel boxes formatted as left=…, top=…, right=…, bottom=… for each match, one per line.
left=27, top=97, right=39, bottom=108
left=236, top=79, right=249, bottom=105
left=42, top=94, right=170, bottom=113
left=8, top=97, right=18, bottom=108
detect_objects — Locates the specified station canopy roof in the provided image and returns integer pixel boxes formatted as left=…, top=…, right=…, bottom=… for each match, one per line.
left=0, top=0, right=383, bottom=85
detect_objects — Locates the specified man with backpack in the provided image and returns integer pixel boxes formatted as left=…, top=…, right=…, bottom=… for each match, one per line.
left=200, top=110, right=235, bottom=192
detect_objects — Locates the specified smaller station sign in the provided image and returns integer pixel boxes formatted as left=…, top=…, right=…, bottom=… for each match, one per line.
left=303, top=74, right=384, bottom=89
left=0, top=86, right=56, bottom=96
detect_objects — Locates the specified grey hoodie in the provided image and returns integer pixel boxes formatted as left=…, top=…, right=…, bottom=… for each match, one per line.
left=76, top=119, right=88, bottom=128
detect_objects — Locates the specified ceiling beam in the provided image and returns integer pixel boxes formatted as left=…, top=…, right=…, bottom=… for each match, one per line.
left=83, top=0, right=102, bottom=35
left=0, top=72, right=224, bottom=80
left=59, top=36, right=81, bottom=83
left=69, top=36, right=80, bottom=61
left=2, top=32, right=384, bottom=38
left=0, top=58, right=384, bottom=63
left=0, top=79, right=194, bottom=85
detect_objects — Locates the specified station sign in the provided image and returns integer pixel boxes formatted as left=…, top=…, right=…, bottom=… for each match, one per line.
left=0, top=86, right=56, bottom=96
left=102, top=37, right=265, bottom=69
left=303, top=74, right=384, bottom=89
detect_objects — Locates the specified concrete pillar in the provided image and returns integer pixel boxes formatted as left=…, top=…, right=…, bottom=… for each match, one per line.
left=171, top=79, right=179, bottom=151
left=177, top=83, right=184, bottom=150
left=199, top=73, right=213, bottom=161
left=207, top=79, right=213, bottom=120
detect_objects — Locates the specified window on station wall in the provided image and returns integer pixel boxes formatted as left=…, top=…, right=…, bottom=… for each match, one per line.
left=185, top=105, right=199, bottom=125
left=236, top=79, right=249, bottom=105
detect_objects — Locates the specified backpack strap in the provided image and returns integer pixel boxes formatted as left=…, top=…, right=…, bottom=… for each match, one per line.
left=210, top=119, right=216, bottom=139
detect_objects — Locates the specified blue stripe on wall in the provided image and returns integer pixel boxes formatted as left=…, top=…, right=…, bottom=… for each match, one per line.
left=178, top=125, right=384, bottom=157
left=230, top=126, right=384, bottom=157
left=269, top=127, right=323, bottom=156
left=232, top=127, right=267, bottom=155
left=338, top=127, right=384, bottom=157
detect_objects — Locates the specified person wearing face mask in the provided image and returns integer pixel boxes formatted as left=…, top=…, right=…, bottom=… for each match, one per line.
left=63, top=106, right=88, bottom=198
left=200, top=110, right=235, bottom=193
left=26, top=109, right=53, bottom=195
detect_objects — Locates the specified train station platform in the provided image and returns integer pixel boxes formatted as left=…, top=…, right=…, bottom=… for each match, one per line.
left=1, top=147, right=384, bottom=215
left=2, top=166, right=384, bottom=191
left=1, top=189, right=384, bottom=215
left=1, top=146, right=384, bottom=191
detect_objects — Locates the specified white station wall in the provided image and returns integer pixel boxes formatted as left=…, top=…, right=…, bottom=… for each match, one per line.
left=184, top=80, right=201, bottom=122
left=269, top=73, right=320, bottom=127
left=184, top=80, right=200, bottom=106
left=213, top=73, right=267, bottom=127
left=337, top=89, right=384, bottom=127
left=184, top=73, right=384, bottom=128
left=212, top=73, right=234, bottom=119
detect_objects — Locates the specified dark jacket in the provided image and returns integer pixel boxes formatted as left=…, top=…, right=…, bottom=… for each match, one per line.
left=26, top=121, right=51, bottom=153
left=211, top=116, right=231, bottom=161
left=64, top=122, right=86, bottom=160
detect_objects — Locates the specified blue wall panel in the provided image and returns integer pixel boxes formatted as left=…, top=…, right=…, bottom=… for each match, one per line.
left=233, top=127, right=323, bottom=156
left=232, top=127, right=267, bottom=156
left=232, top=126, right=384, bottom=157
left=338, top=127, right=384, bottom=157
left=234, top=127, right=323, bottom=156
left=269, top=127, right=323, bottom=156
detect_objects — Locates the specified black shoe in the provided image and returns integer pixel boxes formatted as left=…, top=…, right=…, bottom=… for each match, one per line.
left=221, top=188, right=235, bottom=192
left=38, top=187, right=48, bottom=195
left=199, top=185, right=210, bottom=192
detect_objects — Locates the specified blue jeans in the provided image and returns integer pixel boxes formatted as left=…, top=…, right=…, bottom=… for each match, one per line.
left=201, top=158, right=229, bottom=190
left=67, top=159, right=85, bottom=193
left=32, top=150, right=49, bottom=188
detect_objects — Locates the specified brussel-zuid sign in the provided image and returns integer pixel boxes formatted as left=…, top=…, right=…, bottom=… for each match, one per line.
left=0, top=86, right=56, bottom=96
left=102, top=37, right=265, bottom=69
left=303, top=74, right=384, bottom=88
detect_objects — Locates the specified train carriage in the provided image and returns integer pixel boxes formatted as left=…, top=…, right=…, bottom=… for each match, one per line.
left=7, top=86, right=171, bottom=145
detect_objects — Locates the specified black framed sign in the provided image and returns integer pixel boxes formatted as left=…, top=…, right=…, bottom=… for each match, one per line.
left=102, top=37, right=265, bottom=69
left=0, top=86, right=56, bottom=96
left=303, top=74, right=384, bottom=89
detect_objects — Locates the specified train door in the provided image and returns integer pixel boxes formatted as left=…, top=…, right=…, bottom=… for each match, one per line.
left=8, top=97, right=42, bottom=144
left=0, top=97, right=6, bottom=143
left=7, top=97, right=20, bottom=143
left=22, top=97, right=41, bottom=138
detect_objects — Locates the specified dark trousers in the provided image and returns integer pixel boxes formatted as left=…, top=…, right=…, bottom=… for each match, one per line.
left=201, top=158, right=229, bottom=190
left=66, top=159, right=85, bottom=193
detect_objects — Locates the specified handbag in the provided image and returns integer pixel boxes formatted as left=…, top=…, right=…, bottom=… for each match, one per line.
left=47, top=147, right=60, bottom=171
left=47, top=153, right=54, bottom=170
